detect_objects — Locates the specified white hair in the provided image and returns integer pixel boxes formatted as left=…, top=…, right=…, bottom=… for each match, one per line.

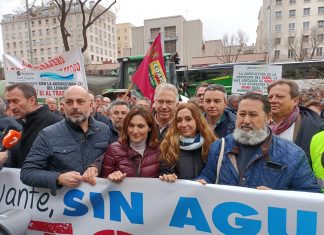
left=154, top=83, right=179, bottom=101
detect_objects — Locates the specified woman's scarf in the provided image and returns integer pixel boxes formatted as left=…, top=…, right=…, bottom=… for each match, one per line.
left=179, top=134, right=204, bottom=151
left=269, top=105, right=300, bottom=135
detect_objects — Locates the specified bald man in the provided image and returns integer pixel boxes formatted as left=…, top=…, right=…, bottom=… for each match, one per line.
left=21, top=86, right=111, bottom=194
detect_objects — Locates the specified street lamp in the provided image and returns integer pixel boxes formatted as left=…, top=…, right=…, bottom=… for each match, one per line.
left=26, top=0, right=33, bottom=64
left=267, top=0, right=272, bottom=63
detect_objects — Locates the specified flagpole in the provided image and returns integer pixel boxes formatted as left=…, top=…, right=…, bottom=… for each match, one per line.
left=123, top=81, right=134, bottom=100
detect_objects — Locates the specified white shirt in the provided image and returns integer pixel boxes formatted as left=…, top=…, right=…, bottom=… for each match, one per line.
left=278, top=122, right=295, bottom=142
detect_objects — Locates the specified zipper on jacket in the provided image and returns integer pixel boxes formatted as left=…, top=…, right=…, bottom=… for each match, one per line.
left=239, top=154, right=263, bottom=185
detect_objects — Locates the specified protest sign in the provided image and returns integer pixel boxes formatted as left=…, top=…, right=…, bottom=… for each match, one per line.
left=232, top=65, right=282, bottom=94
left=3, top=48, right=87, bottom=98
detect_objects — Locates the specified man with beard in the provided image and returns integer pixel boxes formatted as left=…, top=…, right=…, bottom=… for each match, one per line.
left=20, top=86, right=111, bottom=194
left=196, top=92, right=320, bottom=192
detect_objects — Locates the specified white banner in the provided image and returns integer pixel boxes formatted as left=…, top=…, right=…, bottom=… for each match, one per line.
left=1, top=168, right=324, bottom=235
left=3, top=48, right=87, bottom=98
left=232, top=65, right=282, bottom=95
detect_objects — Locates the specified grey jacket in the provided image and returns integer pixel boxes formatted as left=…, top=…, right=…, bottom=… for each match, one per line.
left=20, top=117, right=110, bottom=194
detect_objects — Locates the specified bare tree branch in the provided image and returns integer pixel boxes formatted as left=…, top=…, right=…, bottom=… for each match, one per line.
left=51, top=0, right=117, bottom=53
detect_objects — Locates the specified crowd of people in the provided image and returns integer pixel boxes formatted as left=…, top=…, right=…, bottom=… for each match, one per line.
left=1, top=80, right=324, bottom=194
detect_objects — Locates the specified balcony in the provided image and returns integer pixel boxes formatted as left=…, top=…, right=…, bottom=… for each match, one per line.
left=148, top=35, right=178, bottom=42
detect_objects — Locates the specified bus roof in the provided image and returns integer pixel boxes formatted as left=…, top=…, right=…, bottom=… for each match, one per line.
left=207, top=60, right=324, bottom=68
left=117, top=53, right=171, bottom=63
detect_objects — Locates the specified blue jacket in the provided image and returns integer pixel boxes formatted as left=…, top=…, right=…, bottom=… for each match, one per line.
left=20, top=117, right=110, bottom=193
left=204, top=109, right=236, bottom=138
left=197, top=133, right=320, bottom=192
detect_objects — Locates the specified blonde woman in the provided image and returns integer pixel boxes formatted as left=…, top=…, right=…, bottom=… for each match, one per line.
left=159, top=103, right=217, bottom=182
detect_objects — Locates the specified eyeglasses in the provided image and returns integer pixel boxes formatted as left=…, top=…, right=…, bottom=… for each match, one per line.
left=154, top=99, right=177, bottom=106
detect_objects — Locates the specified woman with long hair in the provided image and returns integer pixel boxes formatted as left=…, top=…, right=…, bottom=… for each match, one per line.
left=83, top=106, right=160, bottom=184
left=159, top=103, right=217, bottom=182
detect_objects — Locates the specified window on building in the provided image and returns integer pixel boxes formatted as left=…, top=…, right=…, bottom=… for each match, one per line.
left=289, top=0, right=296, bottom=3
left=274, top=37, right=281, bottom=45
left=117, top=36, right=120, bottom=40
left=288, top=23, right=295, bottom=30
left=302, top=48, right=308, bottom=56
left=46, top=19, right=49, bottom=25
left=150, top=28, right=161, bottom=39
left=13, top=42, right=16, bottom=48
left=6, top=43, right=10, bottom=49
left=304, top=8, right=311, bottom=16
left=316, top=47, right=323, bottom=56
left=97, top=56, right=99, bottom=62
left=38, top=20, right=41, bottom=25
left=318, top=20, right=324, bottom=27
left=288, top=49, right=294, bottom=58
left=303, top=21, right=310, bottom=29
left=124, top=36, right=127, bottom=40
left=289, top=9, right=296, bottom=17
left=302, top=35, right=309, bottom=43
left=91, top=55, right=94, bottom=61
left=275, top=24, right=281, bottom=32
left=317, top=34, right=324, bottom=42
left=275, top=11, right=282, bottom=18
left=165, top=26, right=176, bottom=37
left=274, top=50, right=280, bottom=59
left=276, top=0, right=282, bottom=5
left=304, top=0, right=311, bottom=2
left=319, top=7, right=324, bottom=14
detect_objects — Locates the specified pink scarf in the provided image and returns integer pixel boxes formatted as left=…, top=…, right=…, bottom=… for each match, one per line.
left=269, top=106, right=300, bottom=135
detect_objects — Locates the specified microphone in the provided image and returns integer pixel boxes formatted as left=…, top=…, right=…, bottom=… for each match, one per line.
left=0, top=130, right=21, bottom=152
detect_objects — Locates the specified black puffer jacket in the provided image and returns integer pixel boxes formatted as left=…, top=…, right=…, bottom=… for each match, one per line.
left=160, top=148, right=206, bottom=180
left=6, top=105, right=62, bottom=168
left=213, top=108, right=236, bottom=138
left=295, top=106, right=324, bottom=161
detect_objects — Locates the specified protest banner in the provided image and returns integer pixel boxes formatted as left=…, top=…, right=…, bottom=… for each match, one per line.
left=3, top=48, right=87, bottom=98
left=232, top=65, right=282, bottom=95
left=0, top=168, right=324, bottom=235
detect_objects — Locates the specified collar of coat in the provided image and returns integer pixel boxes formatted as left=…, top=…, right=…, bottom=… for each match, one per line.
left=229, top=128, right=273, bottom=162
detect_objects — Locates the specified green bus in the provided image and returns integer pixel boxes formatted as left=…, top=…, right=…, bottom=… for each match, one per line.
left=176, top=60, right=324, bottom=96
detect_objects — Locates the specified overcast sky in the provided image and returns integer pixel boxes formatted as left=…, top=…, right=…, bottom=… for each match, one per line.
left=0, top=0, right=263, bottom=57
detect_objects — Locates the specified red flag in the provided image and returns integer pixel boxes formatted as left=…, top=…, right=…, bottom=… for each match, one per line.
left=131, top=33, right=167, bottom=101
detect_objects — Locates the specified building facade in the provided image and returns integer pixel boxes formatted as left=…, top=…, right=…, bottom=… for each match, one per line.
left=1, top=2, right=117, bottom=65
left=256, top=0, right=324, bottom=62
left=116, top=23, right=134, bottom=58
left=131, top=15, right=203, bottom=67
